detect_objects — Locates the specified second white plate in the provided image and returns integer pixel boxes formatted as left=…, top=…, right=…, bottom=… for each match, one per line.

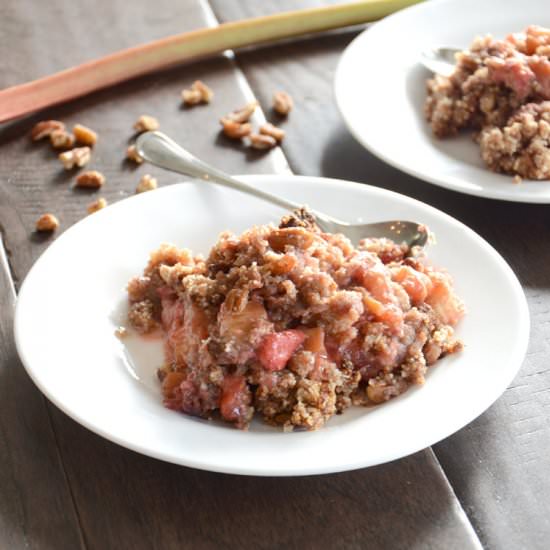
left=335, top=0, right=550, bottom=202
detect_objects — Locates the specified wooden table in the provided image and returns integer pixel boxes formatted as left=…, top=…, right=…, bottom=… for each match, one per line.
left=1, top=1, right=548, bottom=548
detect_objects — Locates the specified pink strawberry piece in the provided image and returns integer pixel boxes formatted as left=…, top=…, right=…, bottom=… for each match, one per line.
left=257, top=330, right=306, bottom=371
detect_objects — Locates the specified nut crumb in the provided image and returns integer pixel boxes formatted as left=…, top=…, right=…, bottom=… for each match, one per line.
left=193, top=80, right=213, bottom=102
left=220, top=118, right=252, bottom=139
left=182, top=88, right=202, bottom=105
left=182, top=80, right=213, bottom=105
left=31, top=120, right=65, bottom=141
left=50, top=129, right=75, bottom=150
left=226, top=101, right=258, bottom=123
left=513, top=175, right=523, bottom=184
left=58, top=146, right=91, bottom=170
left=126, top=144, right=143, bottom=164
left=35, top=213, right=59, bottom=232
left=134, top=115, right=159, bottom=133
left=87, top=197, right=108, bottom=214
left=259, top=123, right=285, bottom=142
left=115, top=326, right=128, bottom=339
left=136, top=174, right=157, bottom=193
left=249, top=133, right=277, bottom=150
left=75, top=170, right=105, bottom=189
left=73, top=124, right=98, bottom=146
left=273, top=91, right=293, bottom=115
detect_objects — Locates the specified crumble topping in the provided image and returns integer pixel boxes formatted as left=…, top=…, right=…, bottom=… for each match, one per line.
left=127, top=213, right=464, bottom=431
left=425, top=25, right=550, bottom=179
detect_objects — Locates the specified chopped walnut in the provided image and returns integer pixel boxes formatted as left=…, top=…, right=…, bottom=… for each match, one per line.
left=273, top=91, right=293, bottom=115
left=279, top=208, right=318, bottom=230
left=182, top=89, right=202, bottom=105
left=134, top=115, right=159, bottom=133
left=58, top=146, right=91, bottom=170
left=126, top=144, right=143, bottom=164
left=259, top=123, right=285, bottom=142
left=87, top=197, right=108, bottom=214
left=49, top=129, right=75, bottom=149
left=268, top=228, right=315, bottom=251
left=182, top=80, right=213, bottom=105
left=35, top=213, right=59, bottom=232
left=193, top=80, right=214, bottom=102
left=31, top=120, right=65, bottom=141
left=249, top=133, right=277, bottom=150
left=220, top=118, right=252, bottom=139
left=136, top=174, right=157, bottom=193
left=226, top=101, right=258, bottom=123
left=513, top=175, right=523, bottom=184
left=75, top=170, right=105, bottom=189
left=73, top=124, right=98, bottom=146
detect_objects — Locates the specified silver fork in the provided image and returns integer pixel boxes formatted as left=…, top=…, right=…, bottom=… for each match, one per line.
left=135, top=131, right=429, bottom=248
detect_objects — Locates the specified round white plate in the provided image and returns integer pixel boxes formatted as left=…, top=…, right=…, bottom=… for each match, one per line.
left=14, top=176, right=529, bottom=475
left=335, top=0, right=550, bottom=203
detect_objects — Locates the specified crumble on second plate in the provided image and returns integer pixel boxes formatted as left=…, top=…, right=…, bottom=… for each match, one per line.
left=425, top=25, right=550, bottom=180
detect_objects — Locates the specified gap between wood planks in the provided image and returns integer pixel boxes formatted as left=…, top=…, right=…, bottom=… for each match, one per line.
left=0, top=221, right=19, bottom=291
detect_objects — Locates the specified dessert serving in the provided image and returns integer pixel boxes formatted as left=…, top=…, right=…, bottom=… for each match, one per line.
left=127, top=211, right=464, bottom=431
left=425, top=25, right=550, bottom=180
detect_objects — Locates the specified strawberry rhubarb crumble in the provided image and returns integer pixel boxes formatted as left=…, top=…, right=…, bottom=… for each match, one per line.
left=425, top=25, right=550, bottom=179
left=127, top=211, right=464, bottom=431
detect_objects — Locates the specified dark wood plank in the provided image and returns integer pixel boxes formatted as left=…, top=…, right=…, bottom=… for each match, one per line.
left=0, top=0, right=287, bottom=284
left=49, top=415, right=481, bottom=550
left=0, top=235, right=84, bottom=549
left=0, top=1, right=285, bottom=549
left=0, top=0, right=483, bottom=548
left=0, top=0, right=508, bottom=549
left=209, top=3, right=550, bottom=548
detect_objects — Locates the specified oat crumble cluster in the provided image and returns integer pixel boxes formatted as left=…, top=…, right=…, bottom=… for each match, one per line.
left=127, top=212, right=464, bottom=431
left=425, top=25, right=550, bottom=179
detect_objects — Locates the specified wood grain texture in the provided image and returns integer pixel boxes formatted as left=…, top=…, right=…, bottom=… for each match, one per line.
left=0, top=2, right=480, bottom=548
left=0, top=237, right=84, bottom=550
left=210, top=2, right=550, bottom=548
left=0, top=0, right=287, bottom=285
left=6, top=0, right=548, bottom=548
left=47, top=413, right=481, bottom=550
left=0, top=0, right=480, bottom=549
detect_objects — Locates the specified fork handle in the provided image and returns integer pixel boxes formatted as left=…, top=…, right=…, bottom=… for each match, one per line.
left=136, top=131, right=304, bottom=213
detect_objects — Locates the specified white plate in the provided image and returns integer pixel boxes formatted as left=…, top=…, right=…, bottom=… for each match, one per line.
left=14, top=176, right=529, bottom=475
left=335, top=0, right=550, bottom=203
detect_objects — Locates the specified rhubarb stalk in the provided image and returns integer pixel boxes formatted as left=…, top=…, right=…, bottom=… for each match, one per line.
left=0, top=0, right=423, bottom=123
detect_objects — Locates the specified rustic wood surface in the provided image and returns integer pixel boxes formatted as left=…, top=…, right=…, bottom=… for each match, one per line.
left=0, top=0, right=547, bottom=549
left=209, top=3, right=550, bottom=549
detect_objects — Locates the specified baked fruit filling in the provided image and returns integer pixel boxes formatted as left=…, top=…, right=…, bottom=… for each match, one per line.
left=127, top=211, right=464, bottom=431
